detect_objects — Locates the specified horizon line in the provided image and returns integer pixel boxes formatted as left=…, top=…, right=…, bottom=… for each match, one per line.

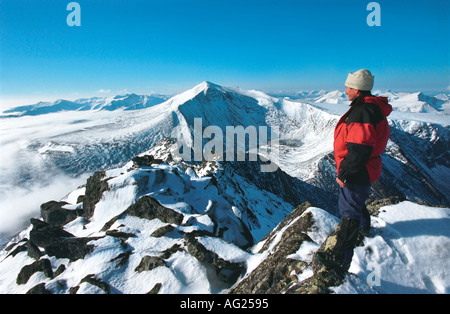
left=1, top=81, right=449, bottom=111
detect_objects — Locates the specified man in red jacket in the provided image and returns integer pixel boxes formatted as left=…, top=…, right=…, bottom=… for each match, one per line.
left=315, top=69, right=392, bottom=274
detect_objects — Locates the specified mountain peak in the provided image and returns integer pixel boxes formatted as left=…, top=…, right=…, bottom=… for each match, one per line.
left=194, top=81, right=225, bottom=93
left=167, top=81, right=229, bottom=109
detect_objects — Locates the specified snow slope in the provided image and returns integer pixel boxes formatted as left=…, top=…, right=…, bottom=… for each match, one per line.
left=341, top=201, right=450, bottom=294
left=0, top=148, right=448, bottom=294
left=0, top=145, right=294, bottom=293
left=231, top=201, right=449, bottom=294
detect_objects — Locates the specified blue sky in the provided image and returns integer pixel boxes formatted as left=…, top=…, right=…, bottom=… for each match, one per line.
left=0, top=0, right=449, bottom=106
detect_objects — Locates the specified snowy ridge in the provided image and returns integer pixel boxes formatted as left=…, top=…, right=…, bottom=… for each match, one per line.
left=0, top=142, right=448, bottom=294
left=314, top=90, right=348, bottom=104
left=0, top=144, right=295, bottom=293
left=1, top=93, right=170, bottom=117
left=232, top=202, right=450, bottom=294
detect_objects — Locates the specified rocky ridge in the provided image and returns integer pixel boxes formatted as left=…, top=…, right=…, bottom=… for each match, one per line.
left=1, top=143, right=448, bottom=293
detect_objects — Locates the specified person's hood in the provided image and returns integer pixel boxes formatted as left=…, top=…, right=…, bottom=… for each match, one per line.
left=364, top=96, right=393, bottom=118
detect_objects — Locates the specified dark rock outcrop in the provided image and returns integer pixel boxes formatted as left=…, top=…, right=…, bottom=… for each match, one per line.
left=126, top=196, right=184, bottom=224
left=132, top=154, right=164, bottom=167
left=29, top=218, right=100, bottom=261
left=184, top=233, right=245, bottom=284
left=83, top=171, right=110, bottom=219
left=40, top=201, right=78, bottom=226
left=102, top=195, right=184, bottom=231
left=45, top=237, right=98, bottom=261
left=29, top=218, right=75, bottom=248
left=17, top=259, right=53, bottom=285
left=135, top=256, right=168, bottom=272
left=26, top=283, right=52, bottom=294
left=70, top=274, right=111, bottom=294
left=230, top=202, right=314, bottom=294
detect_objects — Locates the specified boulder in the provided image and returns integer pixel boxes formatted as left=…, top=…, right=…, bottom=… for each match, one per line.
left=83, top=171, right=109, bottom=219
left=29, top=218, right=75, bottom=248
left=126, top=196, right=184, bottom=225
left=184, top=233, right=245, bottom=283
left=29, top=218, right=100, bottom=261
left=132, top=154, right=163, bottom=167
left=135, top=256, right=167, bottom=272
left=17, top=259, right=53, bottom=285
left=40, top=200, right=78, bottom=226
left=26, top=283, right=52, bottom=294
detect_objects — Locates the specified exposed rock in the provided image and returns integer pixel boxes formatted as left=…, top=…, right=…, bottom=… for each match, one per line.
left=7, top=243, right=27, bottom=258
left=160, top=244, right=183, bottom=259
left=26, top=283, right=52, bottom=294
left=102, top=196, right=184, bottom=231
left=26, top=240, right=43, bottom=260
left=257, top=202, right=313, bottom=253
left=184, top=233, right=245, bottom=283
left=83, top=171, right=110, bottom=219
left=132, top=154, right=163, bottom=167
left=230, top=202, right=314, bottom=294
left=40, top=200, right=78, bottom=226
left=286, top=267, right=342, bottom=294
left=147, top=283, right=162, bottom=294
left=55, top=264, right=66, bottom=277
left=291, top=219, right=346, bottom=294
left=151, top=225, right=176, bottom=237
left=29, top=218, right=75, bottom=248
left=366, top=195, right=406, bottom=216
left=45, top=237, right=98, bottom=261
left=126, top=196, right=184, bottom=224
left=17, top=259, right=53, bottom=285
left=230, top=201, right=357, bottom=294
left=135, top=256, right=168, bottom=272
left=79, top=274, right=111, bottom=294
left=105, top=230, right=136, bottom=239
left=4, top=239, right=27, bottom=252
left=110, top=250, right=133, bottom=267
left=28, top=218, right=99, bottom=261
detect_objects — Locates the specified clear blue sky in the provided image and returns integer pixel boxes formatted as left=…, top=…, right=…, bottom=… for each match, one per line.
left=0, top=0, right=449, bottom=106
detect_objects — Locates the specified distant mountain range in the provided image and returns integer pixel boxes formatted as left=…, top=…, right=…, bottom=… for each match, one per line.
left=2, top=94, right=171, bottom=117
left=2, top=86, right=449, bottom=117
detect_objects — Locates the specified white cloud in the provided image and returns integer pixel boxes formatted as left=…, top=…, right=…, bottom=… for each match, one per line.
left=0, top=173, right=87, bottom=240
left=97, top=89, right=112, bottom=94
left=0, top=138, right=88, bottom=243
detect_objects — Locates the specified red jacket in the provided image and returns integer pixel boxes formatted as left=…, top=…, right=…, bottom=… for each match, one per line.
left=334, top=94, right=392, bottom=185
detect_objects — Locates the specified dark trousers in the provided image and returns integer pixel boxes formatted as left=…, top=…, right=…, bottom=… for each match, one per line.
left=334, top=183, right=371, bottom=263
left=339, top=183, right=371, bottom=229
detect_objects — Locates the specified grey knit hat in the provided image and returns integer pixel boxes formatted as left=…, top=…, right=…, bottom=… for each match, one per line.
left=345, top=69, right=374, bottom=91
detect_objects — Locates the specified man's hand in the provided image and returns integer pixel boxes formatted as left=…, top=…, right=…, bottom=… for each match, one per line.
left=336, top=177, right=346, bottom=189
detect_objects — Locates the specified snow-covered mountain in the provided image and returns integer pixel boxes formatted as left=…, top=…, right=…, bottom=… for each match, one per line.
left=2, top=93, right=170, bottom=117
left=383, top=91, right=449, bottom=114
left=314, top=90, right=348, bottom=104
left=0, top=81, right=449, bottom=294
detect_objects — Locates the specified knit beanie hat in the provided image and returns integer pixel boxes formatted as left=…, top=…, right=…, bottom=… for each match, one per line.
left=345, top=69, right=374, bottom=91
